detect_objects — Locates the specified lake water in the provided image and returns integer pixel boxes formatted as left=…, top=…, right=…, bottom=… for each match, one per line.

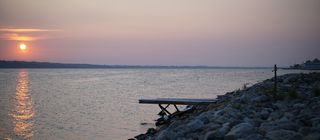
left=0, top=68, right=311, bottom=139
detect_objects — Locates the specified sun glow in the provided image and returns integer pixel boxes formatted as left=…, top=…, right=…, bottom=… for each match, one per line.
left=19, top=43, right=27, bottom=50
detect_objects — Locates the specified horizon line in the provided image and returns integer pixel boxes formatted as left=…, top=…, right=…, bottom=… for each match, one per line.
left=0, top=59, right=282, bottom=68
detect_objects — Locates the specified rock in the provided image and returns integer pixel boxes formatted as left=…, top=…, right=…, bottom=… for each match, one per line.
left=219, top=123, right=231, bottom=135
left=212, top=116, right=229, bottom=124
left=274, top=101, right=289, bottom=110
left=146, top=128, right=156, bottom=135
left=187, top=119, right=204, bottom=132
left=205, top=123, right=230, bottom=139
left=224, top=123, right=254, bottom=140
left=243, top=117, right=255, bottom=126
left=258, top=109, right=269, bottom=120
left=134, top=134, right=146, bottom=140
left=293, top=103, right=306, bottom=109
left=299, top=127, right=312, bottom=135
left=205, top=123, right=221, bottom=131
left=283, top=75, right=297, bottom=84
left=265, top=129, right=302, bottom=140
left=283, top=112, right=295, bottom=121
left=185, top=133, right=200, bottom=139
left=303, top=133, right=320, bottom=140
left=204, top=131, right=216, bottom=140
left=243, top=117, right=263, bottom=127
left=260, top=119, right=299, bottom=132
left=213, top=109, right=225, bottom=117
left=229, top=120, right=242, bottom=128
left=268, top=111, right=283, bottom=121
left=239, top=134, right=263, bottom=140
left=250, top=95, right=269, bottom=103
left=176, top=138, right=188, bottom=140
left=155, top=129, right=177, bottom=140
left=311, top=117, right=320, bottom=128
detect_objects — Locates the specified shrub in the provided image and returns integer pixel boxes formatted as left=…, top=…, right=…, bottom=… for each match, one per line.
left=275, top=92, right=286, bottom=100
left=242, top=83, right=250, bottom=90
left=232, top=103, right=241, bottom=110
left=313, top=87, right=320, bottom=97
left=288, top=89, right=299, bottom=99
left=262, top=88, right=277, bottom=99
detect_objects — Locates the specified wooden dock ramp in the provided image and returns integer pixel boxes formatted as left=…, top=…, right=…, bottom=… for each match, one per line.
left=139, top=98, right=217, bottom=126
left=139, top=98, right=217, bottom=114
left=139, top=98, right=217, bottom=105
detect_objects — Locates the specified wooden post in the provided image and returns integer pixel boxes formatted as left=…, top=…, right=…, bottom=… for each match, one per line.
left=273, top=64, right=277, bottom=93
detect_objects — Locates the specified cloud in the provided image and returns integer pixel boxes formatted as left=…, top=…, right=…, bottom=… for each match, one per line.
left=0, top=33, right=50, bottom=41
left=0, top=28, right=60, bottom=32
left=0, top=27, right=60, bottom=41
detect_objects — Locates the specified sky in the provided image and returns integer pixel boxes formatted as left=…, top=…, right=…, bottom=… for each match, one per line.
left=0, top=0, right=319, bottom=66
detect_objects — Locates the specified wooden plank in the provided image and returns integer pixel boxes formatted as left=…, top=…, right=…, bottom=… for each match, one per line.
left=139, top=98, right=216, bottom=105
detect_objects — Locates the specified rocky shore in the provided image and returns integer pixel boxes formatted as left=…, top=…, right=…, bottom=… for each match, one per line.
left=133, top=72, right=320, bottom=140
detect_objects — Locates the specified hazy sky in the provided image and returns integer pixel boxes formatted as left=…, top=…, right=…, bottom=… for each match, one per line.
left=0, top=0, right=319, bottom=66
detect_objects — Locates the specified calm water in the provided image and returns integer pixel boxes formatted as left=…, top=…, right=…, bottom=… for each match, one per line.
left=0, top=68, right=310, bottom=139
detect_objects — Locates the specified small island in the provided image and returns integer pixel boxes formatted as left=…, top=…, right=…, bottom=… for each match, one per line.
left=289, top=58, right=320, bottom=70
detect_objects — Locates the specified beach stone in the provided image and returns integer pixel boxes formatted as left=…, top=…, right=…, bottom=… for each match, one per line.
left=224, top=123, right=254, bottom=140
left=293, top=103, right=306, bottom=109
left=239, top=93, right=255, bottom=103
left=187, top=119, right=204, bottom=132
left=274, top=101, right=288, bottom=110
left=239, top=134, right=263, bottom=140
left=283, top=112, right=295, bottom=121
left=146, top=128, right=156, bottom=135
left=243, top=117, right=263, bottom=127
left=213, top=109, right=225, bottom=117
left=197, top=112, right=211, bottom=124
left=303, top=133, right=320, bottom=140
left=204, top=131, right=217, bottom=140
left=260, top=119, right=299, bottom=132
left=258, top=109, right=269, bottom=120
left=205, top=123, right=231, bottom=139
left=265, top=130, right=302, bottom=140
left=311, top=117, right=320, bottom=127
left=299, top=127, right=312, bottom=135
left=283, top=75, right=297, bottom=84
left=212, top=116, right=229, bottom=124
left=219, top=122, right=231, bottom=135
left=155, top=129, right=177, bottom=140
left=134, top=134, right=147, bottom=140
left=176, top=138, right=188, bottom=140
left=205, top=123, right=221, bottom=131
left=243, top=117, right=255, bottom=125
left=225, top=107, right=242, bottom=118
left=268, top=111, right=283, bottom=121
left=251, top=95, right=269, bottom=103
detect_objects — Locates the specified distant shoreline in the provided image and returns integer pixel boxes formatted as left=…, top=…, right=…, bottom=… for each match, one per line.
left=0, top=60, right=272, bottom=69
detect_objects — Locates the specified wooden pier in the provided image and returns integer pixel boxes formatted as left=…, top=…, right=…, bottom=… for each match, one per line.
left=139, top=98, right=217, bottom=125
left=139, top=98, right=217, bottom=114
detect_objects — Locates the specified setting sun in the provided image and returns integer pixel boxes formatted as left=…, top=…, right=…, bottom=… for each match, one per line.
left=19, top=43, right=27, bottom=50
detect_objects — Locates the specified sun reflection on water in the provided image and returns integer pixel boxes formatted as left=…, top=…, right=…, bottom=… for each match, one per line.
left=11, top=70, right=34, bottom=139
